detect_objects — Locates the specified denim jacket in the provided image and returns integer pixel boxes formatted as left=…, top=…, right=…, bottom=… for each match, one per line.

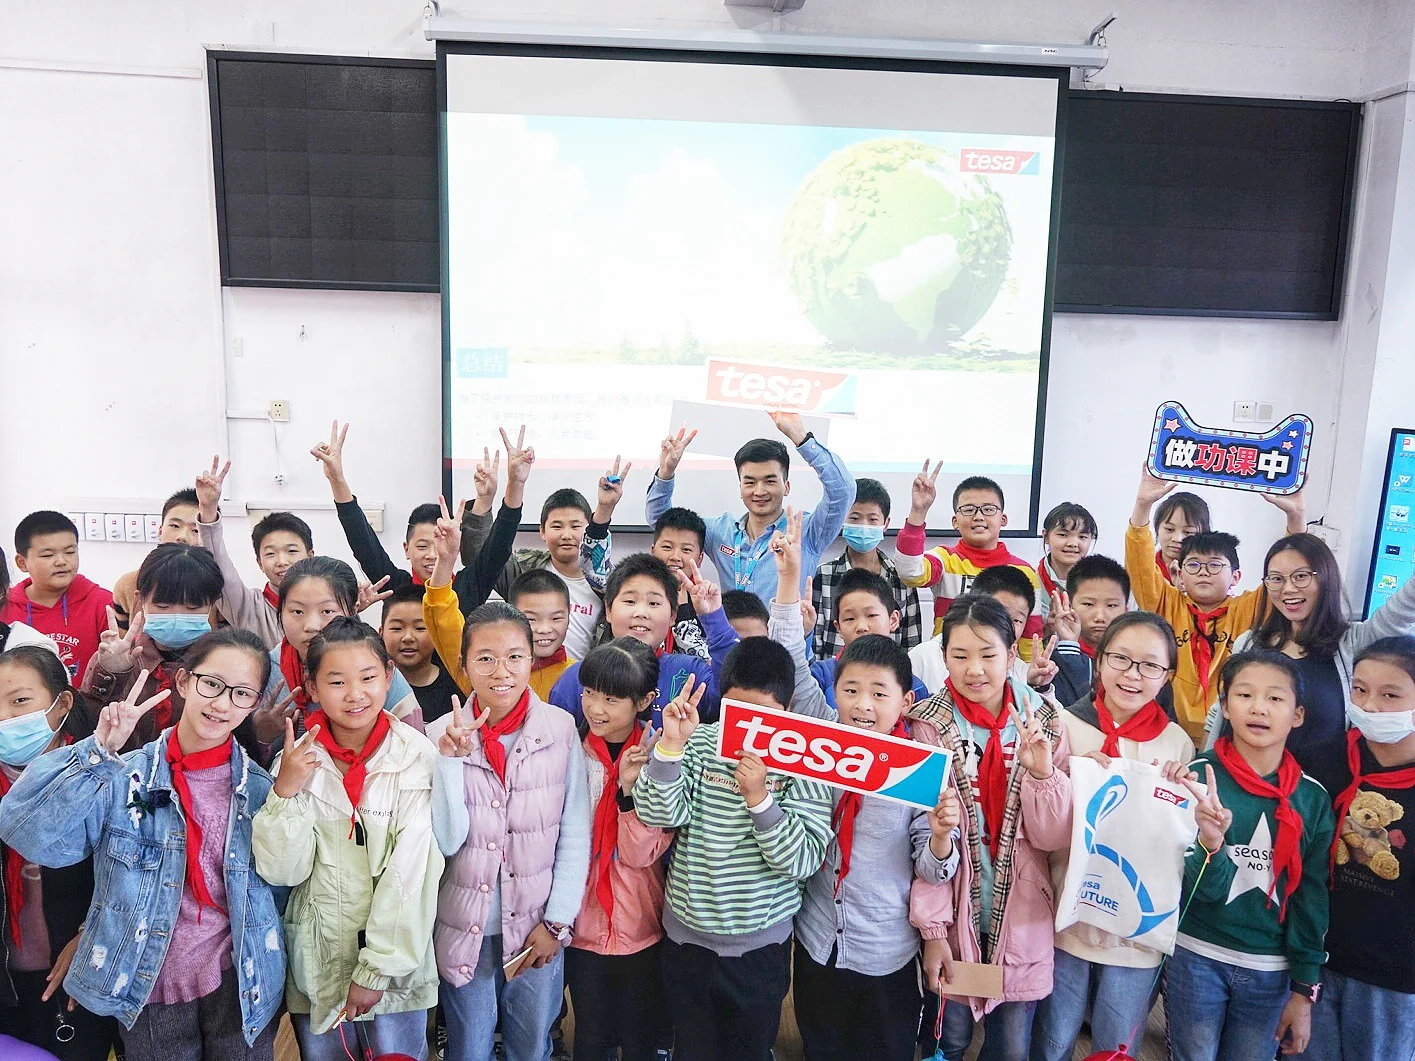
left=0, top=732, right=286, bottom=1044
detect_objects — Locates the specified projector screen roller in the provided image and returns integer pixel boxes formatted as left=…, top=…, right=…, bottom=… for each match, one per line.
left=441, top=44, right=1064, bottom=531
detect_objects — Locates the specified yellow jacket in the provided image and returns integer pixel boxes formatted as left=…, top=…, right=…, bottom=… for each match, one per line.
left=1124, top=525, right=1263, bottom=741
left=422, top=581, right=574, bottom=702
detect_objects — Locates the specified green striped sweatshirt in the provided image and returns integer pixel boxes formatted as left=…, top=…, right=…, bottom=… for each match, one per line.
left=633, top=721, right=833, bottom=945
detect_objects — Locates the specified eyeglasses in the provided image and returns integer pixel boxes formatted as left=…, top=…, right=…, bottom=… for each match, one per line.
left=1101, top=652, right=1171, bottom=681
left=1263, top=569, right=1316, bottom=590
left=1181, top=559, right=1230, bottom=576
left=955, top=504, right=1002, bottom=518
left=468, top=651, right=532, bottom=675
left=190, top=673, right=262, bottom=711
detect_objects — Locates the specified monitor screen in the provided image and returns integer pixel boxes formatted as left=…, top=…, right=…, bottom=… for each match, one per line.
left=1364, top=428, right=1415, bottom=618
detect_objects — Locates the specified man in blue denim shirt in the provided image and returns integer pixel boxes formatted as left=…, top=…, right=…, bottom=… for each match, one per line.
left=645, top=411, right=854, bottom=607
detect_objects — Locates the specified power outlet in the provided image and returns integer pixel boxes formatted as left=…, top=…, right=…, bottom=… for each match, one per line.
left=1309, top=524, right=1341, bottom=550
left=1233, top=401, right=1256, bottom=422
left=267, top=399, right=291, bottom=422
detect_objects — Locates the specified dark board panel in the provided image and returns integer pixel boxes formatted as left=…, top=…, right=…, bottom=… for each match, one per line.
left=1054, top=91, right=1360, bottom=318
left=208, top=52, right=439, bottom=292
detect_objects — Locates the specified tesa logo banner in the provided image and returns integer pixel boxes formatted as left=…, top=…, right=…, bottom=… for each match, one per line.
left=1153, top=787, right=1190, bottom=810
left=717, top=699, right=953, bottom=809
left=961, top=149, right=1040, bottom=175
left=705, top=358, right=858, bottom=417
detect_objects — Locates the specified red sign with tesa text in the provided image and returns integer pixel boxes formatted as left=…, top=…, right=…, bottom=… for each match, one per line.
left=716, top=698, right=953, bottom=809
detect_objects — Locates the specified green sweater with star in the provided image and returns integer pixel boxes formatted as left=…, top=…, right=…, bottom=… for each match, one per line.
left=1175, top=750, right=1335, bottom=985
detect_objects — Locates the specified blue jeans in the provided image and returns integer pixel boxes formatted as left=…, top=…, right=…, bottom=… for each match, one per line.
left=440, top=935, right=565, bottom=1061
left=938, top=999, right=1035, bottom=1061
left=1164, top=945, right=1290, bottom=1061
left=1294, top=967, right=1415, bottom=1061
left=291, top=1010, right=429, bottom=1061
left=1030, top=948, right=1159, bottom=1061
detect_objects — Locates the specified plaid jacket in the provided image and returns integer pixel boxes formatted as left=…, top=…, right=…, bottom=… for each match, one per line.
left=811, top=551, right=925, bottom=661
left=907, top=679, right=1070, bottom=962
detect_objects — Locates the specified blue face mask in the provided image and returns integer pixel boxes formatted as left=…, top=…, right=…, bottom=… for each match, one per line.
left=842, top=525, right=886, bottom=553
left=144, top=613, right=211, bottom=649
left=0, top=698, right=61, bottom=766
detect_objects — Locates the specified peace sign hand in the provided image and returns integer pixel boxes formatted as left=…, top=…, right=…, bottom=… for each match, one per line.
left=97, top=607, right=145, bottom=674
left=657, top=674, right=705, bottom=755
left=1026, top=634, right=1059, bottom=690
left=909, top=459, right=943, bottom=524
left=249, top=685, right=302, bottom=746
left=769, top=507, right=804, bottom=580
left=438, top=695, right=491, bottom=758
left=94, top=672, right=172, bottom=754
left=1046, top=590, right=1081, bottom=643
left=595, top=455, right=633, bottom=518
left=195, top=455, right=230, bottom=523
left=1177, top=763, right=1232, bottom=853
left=473, top=448, right=501, bottom=509
left=674, top=557, right=722, bottom=617
left=309, top=420, right=350, bottom=487
left=501, top=425, right=535, bottom=486
left=273, top=718, right=323, bottom=799
left=1008, top=696, right=1056, bottom=780
left=434, top=496, right=466, bottom=562
left=355, top=576, right=393, bottom=614
left=658, top=423, right=697, bottom=480
left=618, top=726, right=657, bottom=794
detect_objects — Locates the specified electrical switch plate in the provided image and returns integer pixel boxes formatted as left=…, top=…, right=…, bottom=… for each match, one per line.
left=84, top=513, right=105, bottom=542
left=104, top=514, right=125, bottom=542
left=145, top=515, right=162, bottom=543
left=124, top=515, right=145, bottom=543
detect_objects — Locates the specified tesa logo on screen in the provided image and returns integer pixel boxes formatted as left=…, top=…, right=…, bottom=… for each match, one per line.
left=705, top=359, right=857, bottom=416
left=1153, top=787, right=1190, bottom=810
left=960, top=149, right=1039, bottom=175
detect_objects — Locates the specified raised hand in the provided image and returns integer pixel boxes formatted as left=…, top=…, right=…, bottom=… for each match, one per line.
left=355, top=576, right=393, bottom=614
left=501, top=425, right=535, bottom=486
left=675, top=557, right=722, bottom=617
left=658, top=423, right=697, bottom=480
left=1047, top=590, right=1081, bottom=643
left=249, top=685, right=302, bottom=746
left=273, top=718, right=323, bottom=799
left=1179, top=764, right=1233, bottom=853
left=799, top=576, right=818, bottom=636
left=734, top=751, right=769, bottom=807
left=909, top=459, right=942, bottom=524
left=769, top=507, right=804, bottom=586
left=1026, top=634, right=1059, bottom=690
left=767, top=409, right=808, bottom=446
left=1008, top=696, right=1056, bottom=780
left=1137, top=465, right=1176, bottom=505
left=1263, top=487, right=1308, bottom=534
left=94, top=673, right=171, bottom=754
left=195, top=455, right=231, bottom=522
left=438, top=695, right=491, bottom=758
left=471, top=447, right=501, bottom=514
left=657, top=673, right=705, bottom=755
left=619, top=726, right=657, bottom=794
left=97, top=606, right=145, bottom=674
left=928, top=787, right=960, bottom=859
left=310, top=421, right=351, bottom=496
left=595, top=455, right=633, bottom=521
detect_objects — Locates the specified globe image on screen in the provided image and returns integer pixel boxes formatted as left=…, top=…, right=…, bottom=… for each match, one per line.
left=780, top=138, right=1013, bottom=355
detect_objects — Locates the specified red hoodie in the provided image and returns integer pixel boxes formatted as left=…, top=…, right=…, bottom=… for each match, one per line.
left=1, top=575, right=113, bottom=681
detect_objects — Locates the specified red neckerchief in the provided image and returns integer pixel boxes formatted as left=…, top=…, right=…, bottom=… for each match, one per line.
left=531, top=646, right=568, bottom=672
left=830, top=718, right=909, bottom=894
left=1156, top=550, right=1174, bottom=585
left=1213, top=737, right=1304, bottom=921
left=477, top=690, right=531, bottom=787
left=1185, top=600, right=1231, bottom=704
left=1038, top=556, right=1059, bottom=599
left=1078, top=641, right=1097, bottom=660
left=946, top=678, right=1016, bottom=860
left=165, top=730, right=231, bottom=922
left=655, top=630, right=676, bottom=659
left=411, top=573, right=425, bottom=587
left=0, top=736, right=71, bottom=946
left=261, top=584, right=279, bottom=611
left=306, top=709, right=392, bottom=837
left=952, top=540, right=1019, bottom=569
left=586, top=724, right=642, bottom=932
left=1093, top=688, right=1168, bottom=756
left=278, top=640, right=310, bottom=711
left=1329, top=729, right=1415, bottom=877
left=149, top=664, right=176, bottom=733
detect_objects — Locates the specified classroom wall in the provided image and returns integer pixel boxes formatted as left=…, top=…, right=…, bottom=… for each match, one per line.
left=3, top=0, right=1413, bottom=611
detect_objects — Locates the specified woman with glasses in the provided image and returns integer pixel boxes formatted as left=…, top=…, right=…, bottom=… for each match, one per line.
left=1209, top=533, right=1415, bottom=766
left=1031, top=611, right=1193, bottom=1061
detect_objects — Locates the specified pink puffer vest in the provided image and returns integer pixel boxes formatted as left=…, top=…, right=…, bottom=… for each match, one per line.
left=434, top=696, right=577, bottom=986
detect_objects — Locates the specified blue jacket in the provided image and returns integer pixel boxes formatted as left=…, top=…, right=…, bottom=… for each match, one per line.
left=0, top=732, right=285, bottom=1043
left=549, top=608, right=740, bottom=727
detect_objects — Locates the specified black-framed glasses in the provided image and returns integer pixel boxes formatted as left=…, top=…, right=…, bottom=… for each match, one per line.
left=1263, top=569, right=1316, bottom=590
left=1101, top=652, right=1171, bottom=681
left=955, top=504, right=1002, bottom=518
left=190, top=673, right=262, bottom=711
left=1181, top=559, right=1230, bottom=576
left=469, top=651, right=533, bottom=675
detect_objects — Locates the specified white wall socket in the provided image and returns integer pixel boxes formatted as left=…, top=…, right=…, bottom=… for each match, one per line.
left=267, top=399, right=290, bottom=422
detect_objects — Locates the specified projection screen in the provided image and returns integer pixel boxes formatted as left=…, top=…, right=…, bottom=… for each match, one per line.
left=441, top=42, right=1065, bottom=532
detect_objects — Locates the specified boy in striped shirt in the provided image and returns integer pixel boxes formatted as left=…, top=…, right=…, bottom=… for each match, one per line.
left=634, top=636, right=833, bottom=1061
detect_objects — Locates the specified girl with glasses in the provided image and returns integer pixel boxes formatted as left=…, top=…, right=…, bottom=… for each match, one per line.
left=1031, top=612, right=1193, bottom=1061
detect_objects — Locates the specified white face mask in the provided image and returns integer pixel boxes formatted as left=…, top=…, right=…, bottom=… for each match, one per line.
left=1347, top=703, right=1415, bottom=745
